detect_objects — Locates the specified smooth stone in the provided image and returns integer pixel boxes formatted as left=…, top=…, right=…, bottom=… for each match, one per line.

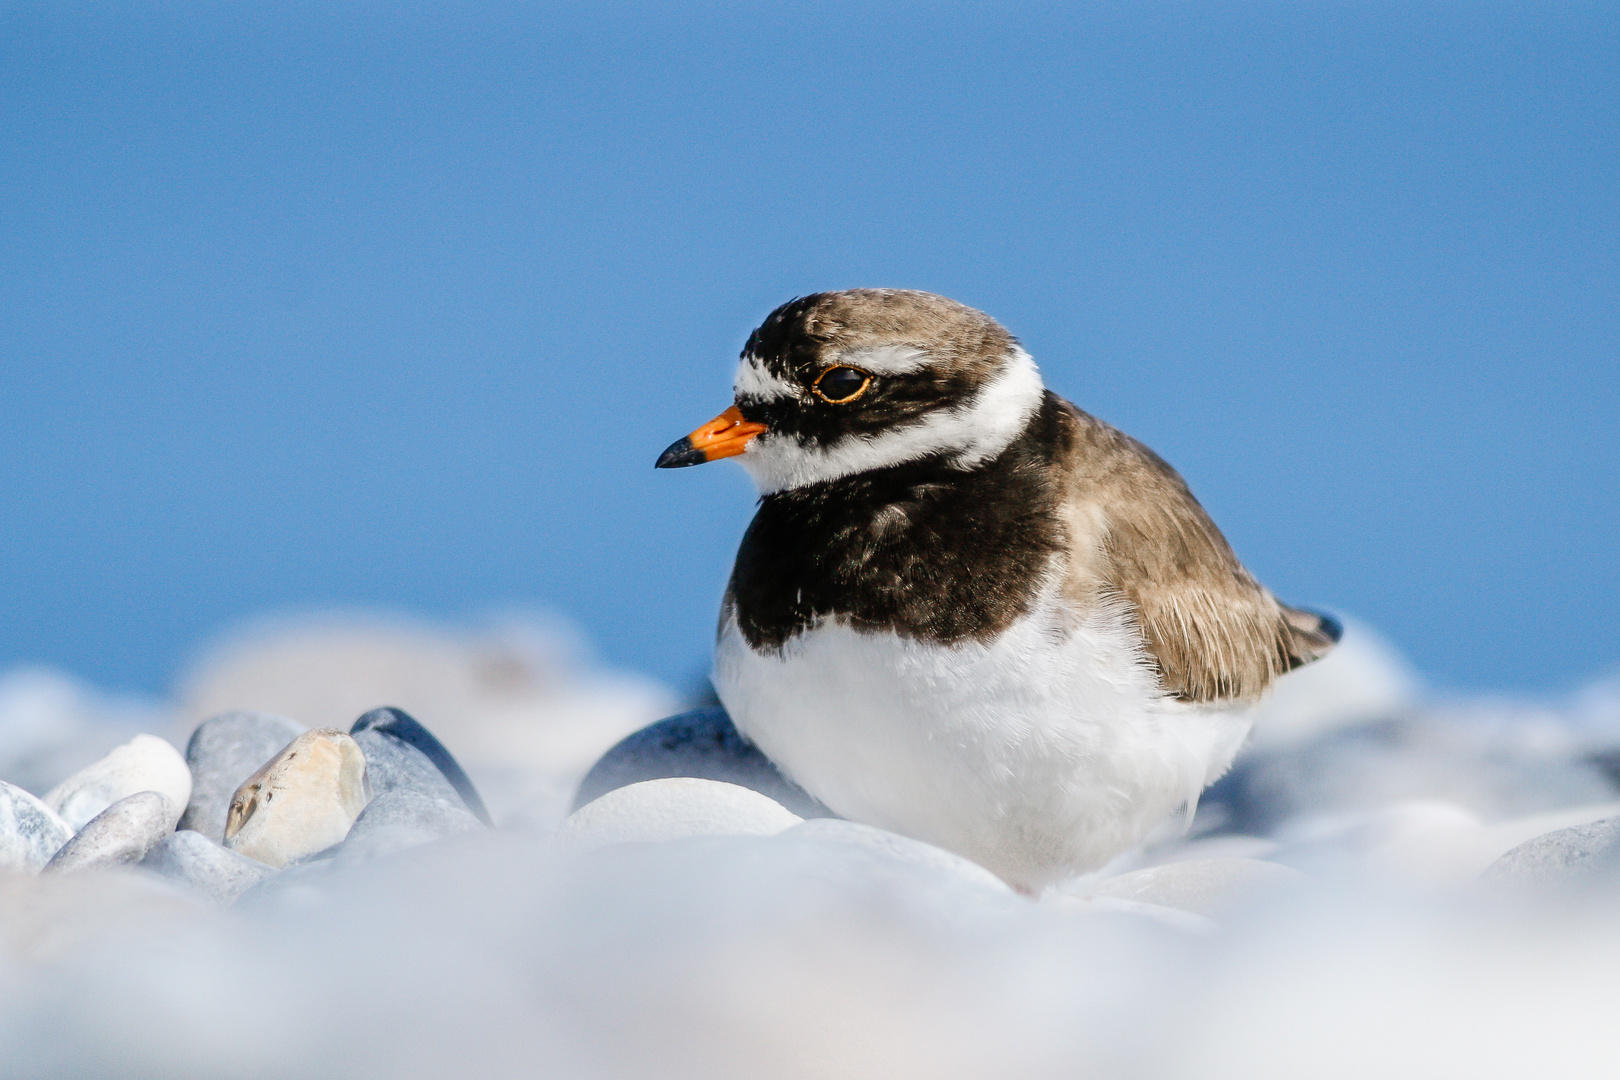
left=1480, top=816, right=1620, bottom=886
left=141, top=829, right=278, bottom=903
left=0, top=781, right=74, bottom=872
left=350, top=707, right=492, bottom=826
left=43, top=734, right=193, bottom=832
left=783, top=819, right=1012, bottom=893
left=223, top=729, right=370, bottom=868
left=1075, top=857, right=1304, bottom=918
left=559, top=778, right=803, bottom=851
left=322, top=788, right=484, bottom=862
left=572, top=706, right=831, bottom=818
left=178, top=710, right=307, bottom=841
left=1201, top=716, right=1617, bottom=838
left=43, top=791, right=176, bottom=873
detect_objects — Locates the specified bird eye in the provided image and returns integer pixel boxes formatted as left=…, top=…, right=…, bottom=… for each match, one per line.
left=812, top=366, right=872, bottom=404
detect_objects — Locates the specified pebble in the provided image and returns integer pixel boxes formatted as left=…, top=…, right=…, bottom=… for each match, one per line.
left=223, top=729, right=370, bottom=868
left=1480, top=816, right=1620, bottom=886
left=141, top=829, right=278, bottom=903
left=1203, top=716, right=1617, bottom=838
left=42, top=734, right=193, bottom=832
left=43, top=791, right=177, bottom=873
left=351, top=707, right=492, bottom=826
left=783, top=819, right=1012, bottom=893
left=178, top=710, right=307, bottom=841
left=572, top=706, right=831, bottom=818
left=558, top=777, right=803, bottom=851
left=327, top=788, right=483, bottom=862
left=0, top=781, right=74, bottom=872
left=1074, top=857, right=1304, bottom=918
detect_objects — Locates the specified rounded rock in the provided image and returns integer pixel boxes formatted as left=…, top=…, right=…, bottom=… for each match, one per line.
left=558, top=777, right=803, bottom=851
left=141, top=829, right=278, bottom=903
left=223, top=729, right=370, bottom=868
left=44, top=791, right=176, bottom=873
left=43, top=734, right=192, bottom=832
left=178, top=710, right=307, bottom=841
left=0, top=781, right=74, bottom=872
left=327, top=788, right=484, bottom=862
left=350, top=707, right=491, bottom=825
left=1480, top=816, right=1620, bottom=886
left=572, top=706, right=831, bottom=818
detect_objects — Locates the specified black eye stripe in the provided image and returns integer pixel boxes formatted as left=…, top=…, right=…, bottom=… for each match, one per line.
left=813, top=366, right=872, bottom=404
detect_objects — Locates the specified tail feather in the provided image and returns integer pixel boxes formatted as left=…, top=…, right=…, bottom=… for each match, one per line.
left=1280, top=604, right=1341, bottom=670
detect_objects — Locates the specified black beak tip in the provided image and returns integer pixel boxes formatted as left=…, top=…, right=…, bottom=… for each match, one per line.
left=655, top=436, right=705, bottom=469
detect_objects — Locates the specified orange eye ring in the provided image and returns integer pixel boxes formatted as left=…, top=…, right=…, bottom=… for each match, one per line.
left=812, top=365, right=873, bottom=404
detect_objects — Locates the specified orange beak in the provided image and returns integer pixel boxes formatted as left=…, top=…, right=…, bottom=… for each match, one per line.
left=655, top=405, right=769, bottom=469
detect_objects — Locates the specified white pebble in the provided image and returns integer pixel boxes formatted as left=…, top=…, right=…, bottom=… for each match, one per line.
left=558, top=777, right=802, bottom=851
left=43, top=734, right=192, bottom=832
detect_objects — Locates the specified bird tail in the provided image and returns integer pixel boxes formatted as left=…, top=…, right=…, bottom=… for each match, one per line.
left=1279, top=604, right=1342, bottom=670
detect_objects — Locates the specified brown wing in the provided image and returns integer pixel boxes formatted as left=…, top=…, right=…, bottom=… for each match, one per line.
left=1053, top=399, right=1337, bottom=704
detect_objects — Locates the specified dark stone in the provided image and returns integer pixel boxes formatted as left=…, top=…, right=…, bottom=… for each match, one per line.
left=179, top=710, right=307, bottom=841
left=350, top=707, right=492, bottom=826
left=572, top=707, right=832, bottom=819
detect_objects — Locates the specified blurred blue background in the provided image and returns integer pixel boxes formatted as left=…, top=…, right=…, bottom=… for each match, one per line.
left=1, top=1, right=1615, bottom=696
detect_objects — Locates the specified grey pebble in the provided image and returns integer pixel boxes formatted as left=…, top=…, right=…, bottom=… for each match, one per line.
left=0, top=781, right=75, bottom=872
left=1481, top=816, right=1620, bottom=886
left=315, top=788, right=483, bottom=864
left=44, top=791, right=174, bottom=873
left=351, top=707, right=491, bottom=825
left=141, top=828, right=278, bottom=903
left=572, top=707, right=832, bottom=819
left=178, top=710, right=307, bottom=841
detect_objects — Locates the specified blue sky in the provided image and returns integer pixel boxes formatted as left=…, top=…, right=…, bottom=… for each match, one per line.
left=1, top=1, right=1615, bottom=696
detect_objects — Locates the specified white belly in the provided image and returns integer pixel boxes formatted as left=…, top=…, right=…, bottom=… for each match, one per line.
left=714, top=588, right=1252, bottom=890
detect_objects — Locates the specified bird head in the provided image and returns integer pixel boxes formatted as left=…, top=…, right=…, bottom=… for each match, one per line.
left=656, top=289, right=1045, bottom=494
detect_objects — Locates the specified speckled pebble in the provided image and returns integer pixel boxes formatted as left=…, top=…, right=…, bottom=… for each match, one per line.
left=224, top=729, right=370, bottom=868
left=1481, top=816, right=1620, bottom=886
left=44, top=791, right=176, bottom=873
left=0, top=781, right=74, bottom=872
left=141, top=828, right=278, bottom=903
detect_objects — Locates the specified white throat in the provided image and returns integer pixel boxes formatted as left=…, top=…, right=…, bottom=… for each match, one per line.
left=735, top=346, right=1045, bottom=494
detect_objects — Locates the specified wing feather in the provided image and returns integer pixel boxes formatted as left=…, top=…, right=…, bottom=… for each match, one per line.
left=1053, top=398, right=1336, bottom=704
